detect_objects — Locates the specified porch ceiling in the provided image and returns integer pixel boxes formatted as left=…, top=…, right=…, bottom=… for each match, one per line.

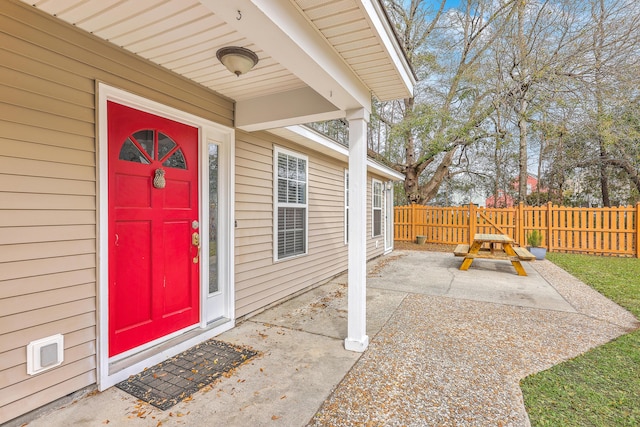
left=23, top=0, right=414, bottom=131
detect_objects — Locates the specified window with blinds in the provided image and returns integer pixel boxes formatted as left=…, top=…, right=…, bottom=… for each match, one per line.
left=275, top=147, right=308, bottom=260
left=344, top=169, right=349, bottom=244
left=372, top=179, right=383, bottom=237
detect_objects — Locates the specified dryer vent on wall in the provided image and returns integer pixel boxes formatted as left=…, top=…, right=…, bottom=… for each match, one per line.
left=27, top=334, right=64, bottom=375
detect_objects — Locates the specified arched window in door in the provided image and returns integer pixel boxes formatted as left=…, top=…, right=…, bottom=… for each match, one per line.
left=118, top=130, right=187, bottom=169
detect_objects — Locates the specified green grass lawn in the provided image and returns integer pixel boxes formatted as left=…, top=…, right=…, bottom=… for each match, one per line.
left=521, top=252, right=640, bottom=426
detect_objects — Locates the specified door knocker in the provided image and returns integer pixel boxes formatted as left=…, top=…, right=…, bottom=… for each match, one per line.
left=153, top=168, right=166, bottom=189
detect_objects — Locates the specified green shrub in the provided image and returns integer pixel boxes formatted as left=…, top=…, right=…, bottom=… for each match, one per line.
left=527, top=230, right=543, bottom=247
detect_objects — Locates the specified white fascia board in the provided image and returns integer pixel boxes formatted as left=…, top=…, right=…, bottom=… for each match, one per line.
left=236, top=87, right=344, bottom=132
left=278, top=125, right=349, bottom=160
left=367, top=159, right=404, bottom=181
left=360, top=0, right=416, bottom=97
left=280, top=125, right=404, bottom=181
left=205, top=0, right=371, bottom=112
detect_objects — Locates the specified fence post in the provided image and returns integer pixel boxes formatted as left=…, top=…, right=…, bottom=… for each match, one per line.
left=516, top=204, right=524, bottom=246
left=469, top=203, right=476, bottom=243
left=411, top=203, right=417, bottom=243
left=636, top=202, right=640, bottom=258
left=547, top=202, right=553, bottom=251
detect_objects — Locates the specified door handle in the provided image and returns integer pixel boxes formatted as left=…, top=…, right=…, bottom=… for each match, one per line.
left=192, top=231, right=200, bottom=263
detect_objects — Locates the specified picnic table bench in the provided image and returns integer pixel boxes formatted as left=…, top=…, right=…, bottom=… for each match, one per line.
left=454, top=234, right=535, bottom=276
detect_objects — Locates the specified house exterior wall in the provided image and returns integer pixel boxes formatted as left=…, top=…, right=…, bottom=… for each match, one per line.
left=234, top=131, right=388, bottom=319
left=0, top=2, right=232, bottom=423
left=235, top=132, right=347, bottom=317
left=0, top=1, right=396, bottom=423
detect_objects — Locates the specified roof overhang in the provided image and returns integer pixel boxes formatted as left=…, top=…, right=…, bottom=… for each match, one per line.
left=269, top=126, right=404, bottom=181
left=23, top=0, right=415, bottom=132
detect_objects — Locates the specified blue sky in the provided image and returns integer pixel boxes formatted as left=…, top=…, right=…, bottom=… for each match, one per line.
left=443, top=0, right=461, bottom=9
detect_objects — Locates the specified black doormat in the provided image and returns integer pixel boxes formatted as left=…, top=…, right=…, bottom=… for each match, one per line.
left=115, top=339, right=259, bottom=410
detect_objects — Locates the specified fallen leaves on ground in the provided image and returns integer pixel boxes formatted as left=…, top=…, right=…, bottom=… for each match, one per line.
left=367, top=254, right=403, bottom=277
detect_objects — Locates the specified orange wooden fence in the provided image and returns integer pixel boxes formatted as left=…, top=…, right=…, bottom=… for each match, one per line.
left=394, top=202, right=640, bottom=257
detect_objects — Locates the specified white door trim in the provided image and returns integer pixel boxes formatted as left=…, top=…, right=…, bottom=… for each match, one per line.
left=96, top=83, right=235, bottom=390
left=201, top=128, right=235, bottom=325
left=384, top=181, right=394, bottom=253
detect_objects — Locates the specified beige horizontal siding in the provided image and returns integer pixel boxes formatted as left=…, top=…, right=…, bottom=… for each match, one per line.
left=2, top=45, right=95, bottom=93
left=0, top=1, right=234, bottom=423
left=0, top=193, right=95, bottom=210
left=0, top=314, right=96, bottom=423
left=0, top=225, right=95, bottom=245
left=0, top=156, right=95, bottom=181
left=2, top=80, right=95, bottom=124
left=1, top=356, right=96, bottom=409
left=0, top=371, right=96, bottom=424
left=0, top=269, right=95, bottom=300
left=0, top=210, right=95, bottom=227
left=1, top=112, right=92, bottom=150
left=0, top=254, right=95, bottom=282
left=1, top=326, right=94, bottom=372
left=1, top=341, right=95, bottom=394
left=0, top=174, right=95, bottom=195
left=0, top=298, right=94, bottom=338
left=234, top=131, right=350, bottom=318
left=234, top=137, right=391, bottom=318
left=2, top=102, right=95, bottom=139
left=0, top=283, right=95, bottom=317
left=1, top=137, right=95, bottom=165
left=1, top=63, right=95, bottom=105
left=236, top=249, right=348, bottom=299
left=235, top=194, right=272, bottom=206
left=0, top=239, right=95, bottom=263
left=0, top=311, right=95, bottom=355
left=234, top=218, right=273, bottom=232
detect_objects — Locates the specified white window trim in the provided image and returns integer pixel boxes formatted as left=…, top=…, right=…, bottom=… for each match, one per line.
left=344, top=168, right=349, bottom=245
left=273, top=146, right=309, bottom=262
left=372, top=178, right=383, bottom=238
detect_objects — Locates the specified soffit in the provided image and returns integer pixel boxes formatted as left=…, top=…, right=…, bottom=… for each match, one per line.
left=292, top=0, right=413, bottom=102
left=24, top=0, right=307, bottom=102
left=23, top=0, right=412, bottom=105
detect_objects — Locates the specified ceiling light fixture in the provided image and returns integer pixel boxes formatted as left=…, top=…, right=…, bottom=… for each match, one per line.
left=216, top=46, right=259, bottom=77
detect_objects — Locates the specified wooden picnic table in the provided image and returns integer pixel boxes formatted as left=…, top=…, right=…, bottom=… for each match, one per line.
left=453, top=233, right=535, bottom=276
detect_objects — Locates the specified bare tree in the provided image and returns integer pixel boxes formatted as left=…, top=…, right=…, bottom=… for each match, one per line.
left=494, top=0, right=594, bottom=204
left=542, top=0, right=640, bottom=206
left=364, top=0, right=640, bottom=207
left=587, top=0, right=640, bottom=205
left=373, top=0, right=516, bottom=205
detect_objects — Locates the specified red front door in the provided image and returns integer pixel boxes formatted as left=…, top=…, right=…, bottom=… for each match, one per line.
left=108, top=101, right=200, bottom=357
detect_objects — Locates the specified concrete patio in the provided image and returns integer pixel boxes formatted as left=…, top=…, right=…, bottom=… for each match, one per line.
left=18, top=250, right=638, bottom=426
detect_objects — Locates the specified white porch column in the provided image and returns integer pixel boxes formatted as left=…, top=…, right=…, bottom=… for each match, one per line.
left=345, top=108, right=370, bottom=352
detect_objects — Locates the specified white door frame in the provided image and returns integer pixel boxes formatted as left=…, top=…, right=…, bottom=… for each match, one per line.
left=201, top=129, right=235, bottom=325
left=96, top=83, right=235, bottom=390
left=384, top=181, right=394, bottom=253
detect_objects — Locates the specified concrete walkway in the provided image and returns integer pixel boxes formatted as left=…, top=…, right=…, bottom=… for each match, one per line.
left=20, top=251, right=638, bottom=426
